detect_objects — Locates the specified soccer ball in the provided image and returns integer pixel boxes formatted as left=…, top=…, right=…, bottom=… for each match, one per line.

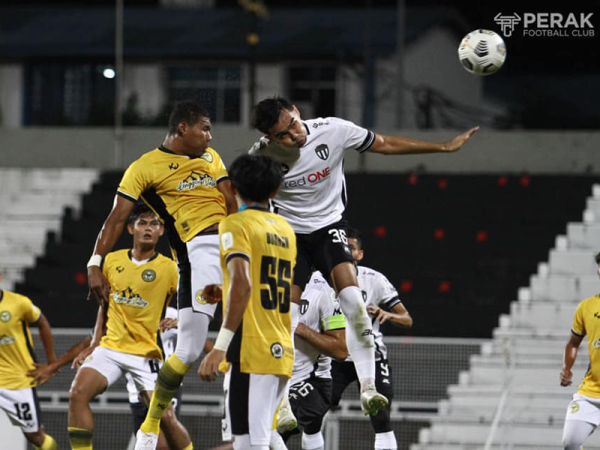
left=458, top=29, right=507, bottom=76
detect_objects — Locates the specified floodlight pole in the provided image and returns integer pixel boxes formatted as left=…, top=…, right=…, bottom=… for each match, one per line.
left=395, top=0, right=405, bottom=129
left=114, top=0, right=124, bottom=168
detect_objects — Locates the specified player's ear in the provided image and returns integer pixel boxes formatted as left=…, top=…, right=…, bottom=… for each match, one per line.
left=126, top=223, right=134, bottom=236
left=158, top=225, right=164, bottom=237
left=177, top=121, right=187, bottom=136
left=292, top=105, right=300, bottom=116
left=356, top=249, right=364, bottom=262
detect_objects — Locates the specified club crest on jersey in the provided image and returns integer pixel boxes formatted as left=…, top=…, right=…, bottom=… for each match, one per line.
left=141, top=270, right=156, bottom=282
left=593, top=338, right=600, bottom=348
left=200, top=152, right=214, bottom=163
left=271, top=342, right=284, bottom=359
left=315, top=144, right=330, bottom=160
left=0, top=311, right=11, bottom=322
left=299, top=299, right=309, bottom=315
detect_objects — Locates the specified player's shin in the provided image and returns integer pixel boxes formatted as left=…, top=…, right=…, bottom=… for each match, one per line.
left=68, top=427, right=93, bottom=450
left=140, top=354, right=190, bottom=435
left=337, top=285, right=376, bottom=387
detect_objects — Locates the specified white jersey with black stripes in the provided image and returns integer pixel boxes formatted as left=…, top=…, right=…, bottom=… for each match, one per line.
left=248, top=117, right=375, bottom=233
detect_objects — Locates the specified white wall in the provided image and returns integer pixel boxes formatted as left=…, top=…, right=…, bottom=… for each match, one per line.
left=1, top=127, right=599, bottom=174
left=0, top=65, right=23, bottom=128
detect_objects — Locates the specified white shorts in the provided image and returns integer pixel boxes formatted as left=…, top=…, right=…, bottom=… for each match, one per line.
left=178, top=232, right=222, bottom=317
left=229, top=364, right=287, bottom=446
left=222, top=367, right=232, bottom=442
left=565, top=393, right=600, bottom=425
left=0, top=387, right=41, bottom=432
left=81, top=346, right=161, bottom=394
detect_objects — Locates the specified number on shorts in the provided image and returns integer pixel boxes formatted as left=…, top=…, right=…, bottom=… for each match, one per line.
left=260, top=256, right=292, bottom=313
left=380, top=362, right=390, bottom=377
left=148, top=360, right=160, bottom=374
left=13, top=402, right=32, bottom=421
left=295, top=381, right=315, bottom=398
left=328, top=229, right=348, bottom=244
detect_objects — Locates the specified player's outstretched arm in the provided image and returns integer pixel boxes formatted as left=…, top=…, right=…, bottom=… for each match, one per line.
left=36, top=313, right=57, bottom=365
left=368, top=127, right=479, bottom=155
left=295, top=325, right=348, bottom=361
left=217, top=179, right=238, bottom=215
left=199, top=257, right=251, bottom=382
left=367, top=304, right=413, bottom=327
left=28, top=337, right=91, bottom=384
left=87, top=195, right=135, bottom=305
left=561, top=333, right=584, bottom=387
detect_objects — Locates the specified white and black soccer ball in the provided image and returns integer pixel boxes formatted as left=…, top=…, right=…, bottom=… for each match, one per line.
left=458, top=29, right=507, bottom=76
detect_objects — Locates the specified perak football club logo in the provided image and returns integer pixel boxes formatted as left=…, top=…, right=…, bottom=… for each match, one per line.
left=141, top=269, right=156, bottom=282
left=315, top=144, right=330, bottom=161
left=0, top=311, right=11, bottom=322
left=271, top=342, right=284, bottom=359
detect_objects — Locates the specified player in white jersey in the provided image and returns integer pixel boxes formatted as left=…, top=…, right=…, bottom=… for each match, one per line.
left=280, top=273, right=347, bottom=450
left=250, top=96, right=476, bottom=416
left=329, top=228, right=413, bottom=450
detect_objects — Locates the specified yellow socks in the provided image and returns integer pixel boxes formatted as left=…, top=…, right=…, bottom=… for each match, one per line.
left=140, top=354, right=189, bottom=435
left=182, top=443, right=194, bottom=450
left=34, top=433, right=58, bottom=450
left=68, top=427, right=93, bottom=449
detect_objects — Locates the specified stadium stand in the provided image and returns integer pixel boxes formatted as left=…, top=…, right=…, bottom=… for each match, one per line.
left=411, top=183, right=600, bottom=449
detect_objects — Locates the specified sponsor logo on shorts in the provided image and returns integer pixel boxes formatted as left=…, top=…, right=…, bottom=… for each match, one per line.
left=84, top=355, right=93, bottom=364
left=142, top=269, right=156, bottom=282
left=569, top=401, right=580, bottom=413
left=195, top=290, right=208, bottom=305
left=0, top=311, right=11, bottom=322
left=271, top=342, right=284, bottom=359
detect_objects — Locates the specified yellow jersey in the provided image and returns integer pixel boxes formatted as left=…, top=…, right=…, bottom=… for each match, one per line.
left=0, top=291, right=42, bottom=389
left=219, top=206, right=296, bottom=377
left=100, top=249, right=178, bottom=359
left=572, top=294, right=600, bottom=397
left=118, top=146, right=229, bottom=245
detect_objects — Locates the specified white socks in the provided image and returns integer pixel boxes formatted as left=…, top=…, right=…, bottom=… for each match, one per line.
left=302, top=431, right=324, bottom=450
left=338, top=285, right=375, bottom=385
left=375, top=431, right=397, bottom=449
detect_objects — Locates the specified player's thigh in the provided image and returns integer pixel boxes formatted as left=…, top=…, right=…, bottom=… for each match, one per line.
left=182, top=233, right=221, bottom=316
left=330, top=361, right=358, bottom=406
left=126, top=353, right=162, bottom=397
left=565, top=394, right=600, bottom=426
left=562, top=419, right=596, bottom=449
left=72, top=347, right=123, bottom=398
left=311, top=221, right=355, bottom=291
left=0, top=387, right=42, bottom=433
left=289, top=378, right=332, bottom=430
left=374, top=359, right=394, bottom=402
left=293, top=234, right=315, bottom=292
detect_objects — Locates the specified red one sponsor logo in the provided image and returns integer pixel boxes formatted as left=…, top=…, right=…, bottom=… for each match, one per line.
left=285, top=167, right=331, bottom=187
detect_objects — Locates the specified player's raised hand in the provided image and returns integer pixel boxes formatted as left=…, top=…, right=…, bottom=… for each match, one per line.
left=367, top=305, right=391, bottom=324
left=198, top=349, right=225, bottom=382
left=159, top=318, right=178, bottom=332
left=441, top=126, right=480, bottom=152
left=27, top=363, right=59, bottom=385
left=560, top=367, right=573, bottom=386
left=87, top=266, right=111, bottom=305
left=72, top=346, right=96, bottom=369
left=202, top=284, right=223, bottom=304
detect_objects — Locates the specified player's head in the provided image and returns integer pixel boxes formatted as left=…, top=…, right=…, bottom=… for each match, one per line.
left=127, top=203, right=164, bottom=248
left=228, top=154, right=283, bottom=205
left=167, top=100, right=212, bottom=156
left=347, top=227, right=364, bottom=263
left=251, top=96, right=308, bottom=149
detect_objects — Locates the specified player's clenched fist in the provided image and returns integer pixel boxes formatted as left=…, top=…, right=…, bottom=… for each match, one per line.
left=560, top=367, right=573, bottom=386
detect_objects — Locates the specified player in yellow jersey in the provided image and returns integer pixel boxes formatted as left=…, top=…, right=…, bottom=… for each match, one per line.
left=560, top=251, right=600, bottom=449
left=83, top=101, right=236, bottom=449
left=69, top=204, right=192, bottom=450
left=199, top=153, right=296, bottom=450
left=0, top=272, right=58, bottom=450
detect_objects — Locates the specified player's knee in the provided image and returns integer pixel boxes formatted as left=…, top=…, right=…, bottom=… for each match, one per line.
left=174, top=347, right=201, bottom=366
left=69, top=381, right=93, bottom=405
left=23, top=430, right=45, bottom=446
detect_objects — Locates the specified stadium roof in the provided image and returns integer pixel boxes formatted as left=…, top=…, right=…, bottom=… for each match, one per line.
left=0, top=6, right=468, bottom=59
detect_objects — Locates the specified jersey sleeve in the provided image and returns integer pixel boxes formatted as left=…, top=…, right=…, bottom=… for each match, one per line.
left=219, top=217, right=252, bottom=264
left=211, top=150, right=230, bottom=184
left=572, top=301, right=586, bottom=337
left=117, top=157, right=152, bottom=202
left=319, top=290, right=346, bottom=332
left=22, top=297, right=42, bottom=324
left=374, top=273, right=402, bottom=312
left=331, top=117, right=375, bottom=153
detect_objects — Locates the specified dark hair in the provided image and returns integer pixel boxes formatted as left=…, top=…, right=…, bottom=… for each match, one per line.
left=251, top=96, right=294, bottom=135
left=596, top=251, right=600, bottom=265
left=346, top=227, right=363, bottom=250
left=127, top=202, right=158, bottom=226
left=168, top=100, right=210, bottom=135
left=229, top=154, right=283, bottom=203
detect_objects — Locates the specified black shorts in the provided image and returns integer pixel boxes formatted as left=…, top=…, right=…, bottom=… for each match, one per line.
left=294, top=220, right=355, bottom=290
left=289, top=376, right=332, bottom=435
left=330, top=359, right=394, bottom=407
